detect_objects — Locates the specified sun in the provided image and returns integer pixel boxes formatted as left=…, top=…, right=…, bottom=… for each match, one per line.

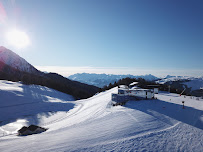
left=6, top=29, right=30, bottom=49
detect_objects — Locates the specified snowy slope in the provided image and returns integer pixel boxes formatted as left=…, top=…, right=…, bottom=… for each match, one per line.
left=156, top=75, right=196, bottom=84
left=0, top=80, right=75, bottom=135
left=183, top=78, right=203, bottom=91
left=0, top=81, right=203, bottom=152
left=157, top=75, right=203, bottom=93
left=0, top=46, right=39, bottom=74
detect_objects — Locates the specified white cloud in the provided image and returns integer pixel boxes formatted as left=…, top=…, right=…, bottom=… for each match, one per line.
left=35, top=66, right=203, bottom=78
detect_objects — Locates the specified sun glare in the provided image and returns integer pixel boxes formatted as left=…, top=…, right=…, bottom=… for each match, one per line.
left=6, top=29, right=30, bottom=48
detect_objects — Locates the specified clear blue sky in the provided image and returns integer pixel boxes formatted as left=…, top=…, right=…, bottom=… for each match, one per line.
left=0, top=0, right=203, bottom=76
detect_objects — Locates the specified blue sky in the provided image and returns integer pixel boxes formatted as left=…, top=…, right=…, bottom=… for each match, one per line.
left=0, top=0, right=202, bottom=77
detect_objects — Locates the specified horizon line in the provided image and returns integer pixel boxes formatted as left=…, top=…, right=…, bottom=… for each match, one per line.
left=35, top=66, right=203, bottom=78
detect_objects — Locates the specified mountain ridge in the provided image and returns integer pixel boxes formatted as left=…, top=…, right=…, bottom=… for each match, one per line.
left=0, top=46, right=40, bottom=75
left=0, top=46, right=99, bottom=99
left=156, top=75, right=203, bottom=97
left=68, top=73, right=159, bottom=87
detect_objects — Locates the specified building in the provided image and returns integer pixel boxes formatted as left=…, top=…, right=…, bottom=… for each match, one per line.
left=118, top=87, right=154, bottom=99
left=112, top=85, right=154, bottom=104
left=147, top=85, right=160, bottom=94
left=18, top=125, right=47, bottom=136
left=18, top=126, right=31, bottom=136
left=153, top=88, right=159, bottom=94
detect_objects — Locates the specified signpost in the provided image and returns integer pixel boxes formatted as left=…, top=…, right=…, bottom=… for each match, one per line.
left=182, top=101, right=185, bottom=109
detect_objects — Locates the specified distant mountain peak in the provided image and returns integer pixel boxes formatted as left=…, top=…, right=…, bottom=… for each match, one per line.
left=68, top=73, right=159, bottom=87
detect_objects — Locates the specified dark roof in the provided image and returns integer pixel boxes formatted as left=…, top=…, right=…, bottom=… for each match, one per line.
left=28, top=125, right=39, bottom=131
left=18, top=125, right=46, bottom=134
left=18, top=126, right=28, bottom=133
left=147, top=85, right=160, bottom=87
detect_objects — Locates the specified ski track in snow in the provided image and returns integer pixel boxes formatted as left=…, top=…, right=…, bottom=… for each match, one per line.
left=0, top=81, right=203, bottom=152
left=81, top=121, right=181, bottom=150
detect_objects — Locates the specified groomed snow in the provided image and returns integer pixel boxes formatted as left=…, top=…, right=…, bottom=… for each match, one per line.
left=0, top=80, right=203, bottom=152
left=0, top=80, right=75, bottom=135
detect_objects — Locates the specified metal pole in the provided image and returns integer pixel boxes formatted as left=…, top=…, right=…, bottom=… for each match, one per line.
left=182, top=101, right=185, bottom=109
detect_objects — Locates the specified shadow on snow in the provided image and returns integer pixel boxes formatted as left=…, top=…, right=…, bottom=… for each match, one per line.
left=0, top=84, right=75, bottom=127
left=125, top=99, right=203, bottom=130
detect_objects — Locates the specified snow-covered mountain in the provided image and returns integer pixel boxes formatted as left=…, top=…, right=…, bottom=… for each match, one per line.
left=0, top=80, right=203, bottom=151
left=157, top=75, right=199, bottom=84
left=0, top=46, right=40, bottom=74
left=156, top=75, right=203, bottom=96
left=68, top=73, right=158, bottom=88
left=156, top=75, right=203, bottom=89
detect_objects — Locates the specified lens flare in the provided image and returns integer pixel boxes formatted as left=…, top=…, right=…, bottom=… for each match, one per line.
left=6, top=29, right=30, bottom=48
left=0, top=2, right=7, bottom=24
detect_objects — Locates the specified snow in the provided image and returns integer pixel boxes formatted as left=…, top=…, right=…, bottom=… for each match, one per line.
left=156, top=76, right=203, bottom=91
left=0, top=80, right=203, bottom=152
left=68, top=73, right=158, bottom=87
left=0, top=46, right=39, bottom=74
left=183, top=78, right=203, bottom=91
left=156, top=76, right=193, bottom=84
left=0, top=80, right=75, bottom=135
left=129, top=82, right=138, bottom=86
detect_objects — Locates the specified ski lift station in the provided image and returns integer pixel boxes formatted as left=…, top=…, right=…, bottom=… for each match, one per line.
left=112, top=82, right=157, bottom=104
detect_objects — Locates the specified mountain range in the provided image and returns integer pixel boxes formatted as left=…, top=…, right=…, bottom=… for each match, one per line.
left=68, top=73, right=159, bottom=88
left=1, top=46, right=202, bottom=98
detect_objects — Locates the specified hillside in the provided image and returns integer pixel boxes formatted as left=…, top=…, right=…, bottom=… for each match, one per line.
left=68, top=73, right=158, bottom=87
left=0, top=80, right=202, bottom=151
left=156, top=75, right=203, bottom=97
left=0, top=46, right=40, bottom=74
left=0, top=46, right=99, bottom=99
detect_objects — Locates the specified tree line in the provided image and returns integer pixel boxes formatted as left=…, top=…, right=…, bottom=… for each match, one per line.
left=99, top=77, right=194, bottom=96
